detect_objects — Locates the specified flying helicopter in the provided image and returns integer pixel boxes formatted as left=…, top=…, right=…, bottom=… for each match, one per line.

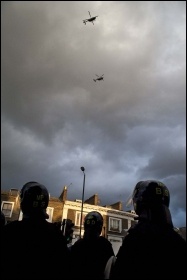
left=83, top=11, right=98, bottom=25
left=93, top=74, right=104, bottom=82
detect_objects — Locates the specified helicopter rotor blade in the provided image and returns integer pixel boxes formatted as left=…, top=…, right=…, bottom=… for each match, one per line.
left=96, top=75, right=99, bottom=77
left=88, top=11, right=91, bottom=18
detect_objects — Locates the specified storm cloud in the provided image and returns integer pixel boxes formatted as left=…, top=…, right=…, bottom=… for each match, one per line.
left=1, top=1, right=186, bottom=227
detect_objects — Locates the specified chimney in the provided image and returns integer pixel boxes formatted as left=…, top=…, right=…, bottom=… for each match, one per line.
left=59, top=186, right=68, bottom=202
left=110, top=201, right=122, bottom=211
left=84, top=194, right=99, bottom=205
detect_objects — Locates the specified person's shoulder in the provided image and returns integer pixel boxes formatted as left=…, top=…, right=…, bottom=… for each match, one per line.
left=98, top=236, right=113, bottom=247
left=1, top=220, right=23, bottom=240
left=71, top=238, right=85, bottom=253
left=168, top=228, right=186, bottom=244
left=41, top=221, right=69, bottom=250
left=39, top=220, right=61, bottom=231
left=5, top=220, right=20, bottom=226
left=45, top=220, right=58, bottom=229
left=124, top=222, right=145, bottom=238
left=128, top=222, right=186, bottom=246
left=46, top=221, right=67, bottom=238
left=128, top=221, right=163, bottom=236
left=99, top=236, right=111, bottom=243
left=72, top=238, right=84, bottom=247
left=2, top=220, right=20, bottom=231
left=129, top=220, right=151, bottom=232
left=120, top=222, right=153, bottom=246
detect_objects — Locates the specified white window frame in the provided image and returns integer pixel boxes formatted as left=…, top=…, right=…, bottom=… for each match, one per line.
left=108, top=217, right=122, bottom=233
left=9, top=188, right=19, bottom=196
left=1, top=201, right=14, bottom=217
left=75, top=211, right=86, bottom=227
left=46, top=207, right=54, bottom=223
left=19, top=210, right=23, bottom=220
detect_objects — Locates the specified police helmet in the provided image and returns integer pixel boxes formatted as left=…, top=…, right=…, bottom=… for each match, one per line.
left=84, top=211, right=103, bottom=230
left=132, top=180, right=170, bottom=215
left=20, top=181, right=49, bottom=218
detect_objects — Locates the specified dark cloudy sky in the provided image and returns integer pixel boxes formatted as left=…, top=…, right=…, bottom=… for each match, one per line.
left=1, top=1, right=186, bottom=227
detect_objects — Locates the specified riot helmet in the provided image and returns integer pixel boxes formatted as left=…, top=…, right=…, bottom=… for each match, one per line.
left=84, top=211, right=103, bottom=239
left=132, top=180, right=170, bottom=215
left=20, top=181, right=49, bottom=219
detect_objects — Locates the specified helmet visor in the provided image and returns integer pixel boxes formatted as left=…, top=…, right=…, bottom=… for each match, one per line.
left=125, top=193, right=133, bottom=208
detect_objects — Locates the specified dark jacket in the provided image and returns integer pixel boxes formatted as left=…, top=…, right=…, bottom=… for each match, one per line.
left=1, top=218, right=70, bottom=279
left=111, top=221, right=186, bottom=279
left=70, top=236, right=114, bottom=279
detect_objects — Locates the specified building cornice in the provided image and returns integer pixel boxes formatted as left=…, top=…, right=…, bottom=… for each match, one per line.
left=65, top=200, right=137, bottom=219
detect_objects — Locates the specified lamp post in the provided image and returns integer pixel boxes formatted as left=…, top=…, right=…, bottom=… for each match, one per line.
left=79, top=166, right=86, bottom=238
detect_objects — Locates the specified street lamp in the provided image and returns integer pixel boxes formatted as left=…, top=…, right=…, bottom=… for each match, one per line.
left=79, top=166, right=86, bottom=238
left=67, top=183, right=72, bottom=188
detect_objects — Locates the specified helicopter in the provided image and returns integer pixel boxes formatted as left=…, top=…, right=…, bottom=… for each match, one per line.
left=83, top=11, right=98, bottom=25
left=93, top=74, right=104, bottom=82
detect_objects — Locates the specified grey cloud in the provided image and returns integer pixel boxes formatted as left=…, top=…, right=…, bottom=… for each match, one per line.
left=1, top=1, right=186, bottom=228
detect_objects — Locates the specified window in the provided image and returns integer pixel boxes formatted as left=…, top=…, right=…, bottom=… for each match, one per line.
left=109, top=217, right=122, bottom=233
left=18, top=208, right=54, bottom=221
left=131, top=220, right=137, bottom=227
left=75, top=212, right=86, bottom=227
left=19, top=210, right=23, bottom=220
left=46, top=207, right=54, bottom=222
left=1, top=202, right=14, bottom=217
left=122, top=218, right=128, bottom=229
left=10, top=188, right=19, bottom=196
